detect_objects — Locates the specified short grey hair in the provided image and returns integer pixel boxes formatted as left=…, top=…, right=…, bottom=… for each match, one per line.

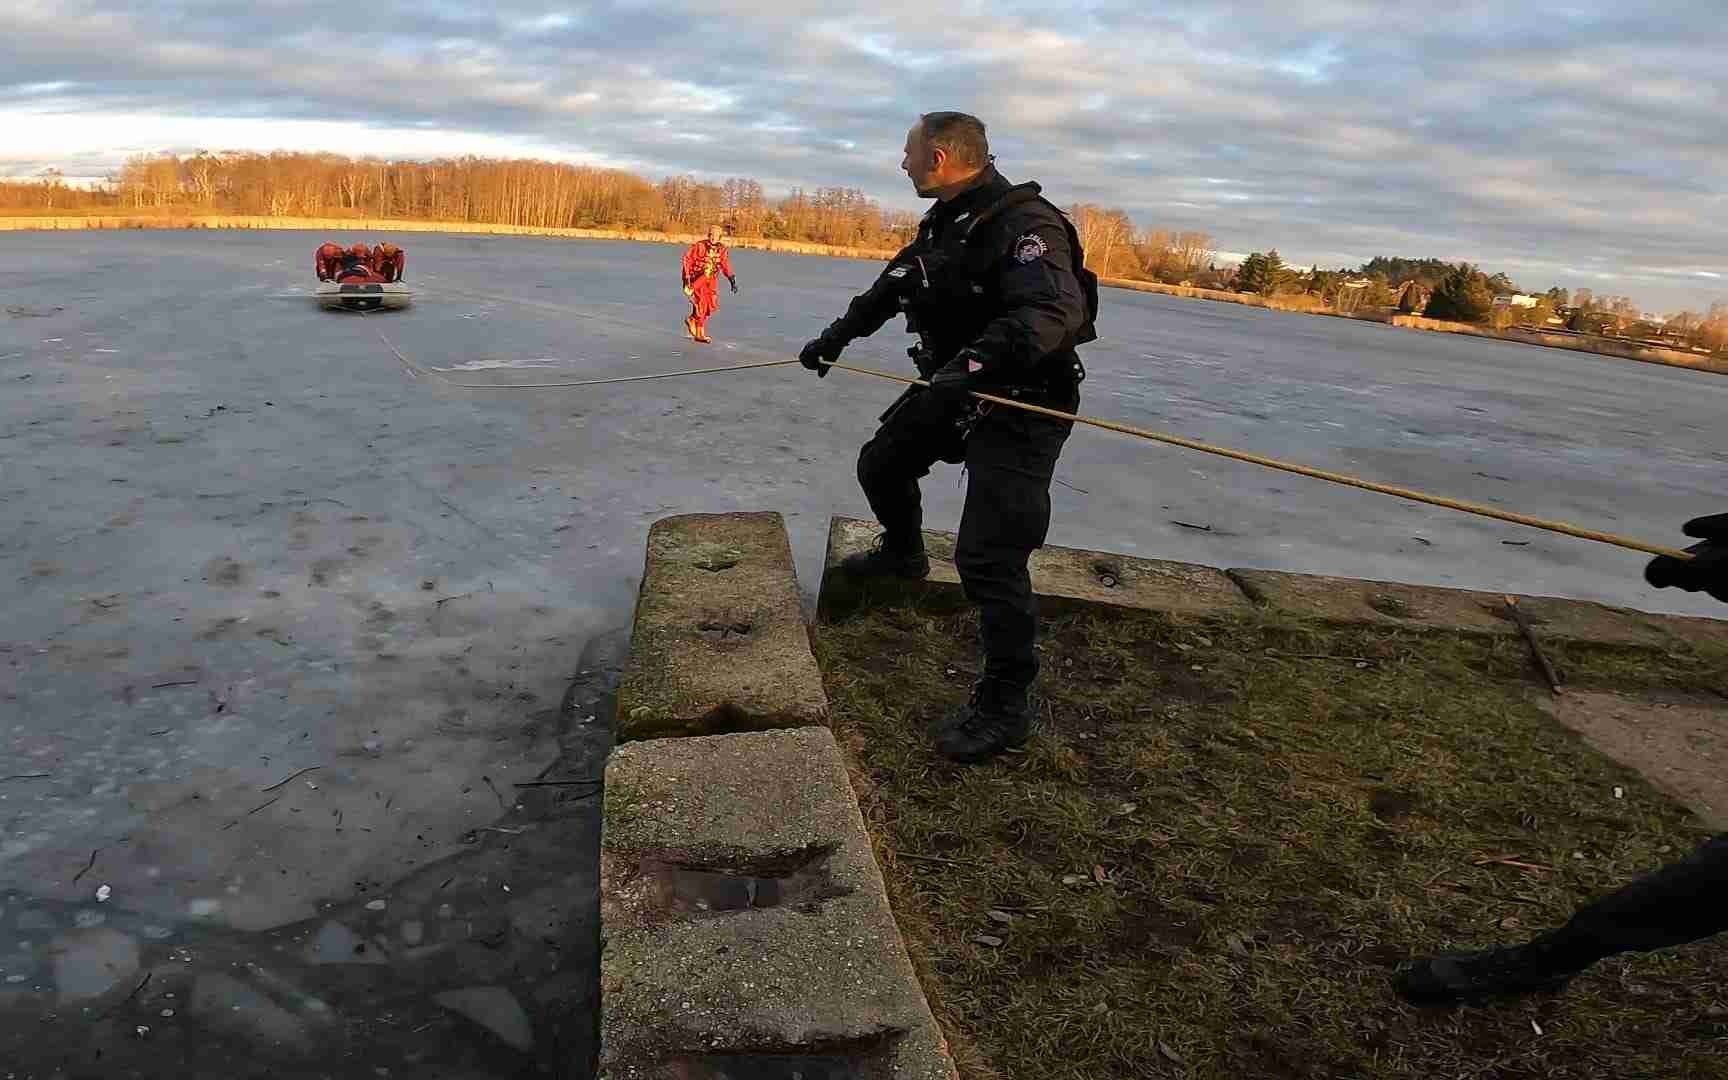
left=919, top=111, right=990, bottom=169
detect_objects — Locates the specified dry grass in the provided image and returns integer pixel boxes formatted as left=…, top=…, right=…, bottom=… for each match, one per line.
left=1101, top=278, right=1338, bottom=315
left=1385, top=316, right=1728, bottom=375
left=1101, top=278, right=1724, bottom=374
left=818, top=604, right=1728, bottom=1080
left=0, top=213, right=897, bottom=260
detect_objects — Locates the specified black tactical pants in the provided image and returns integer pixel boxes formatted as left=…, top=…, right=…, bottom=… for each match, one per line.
left=856, top=384, right=1077, bottom=688
left=1546, top=833, right=1728, bottom=963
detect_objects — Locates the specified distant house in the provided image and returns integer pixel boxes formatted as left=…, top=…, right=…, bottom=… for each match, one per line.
left=1493, top=293, right=1539, bottom=308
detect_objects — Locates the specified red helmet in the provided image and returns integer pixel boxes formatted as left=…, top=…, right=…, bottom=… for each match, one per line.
left=349, top=243, right=371, bottom=258
left=318, top=241, right=342, bottom=255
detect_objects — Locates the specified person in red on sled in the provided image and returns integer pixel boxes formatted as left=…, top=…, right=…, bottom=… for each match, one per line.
left=372, top=242, right=406, bottom=282
left=314, top=241, right=346, bottom=281
left=680, top=225, right=738, bottom=343
left=343, top=243, right=373, bottom=276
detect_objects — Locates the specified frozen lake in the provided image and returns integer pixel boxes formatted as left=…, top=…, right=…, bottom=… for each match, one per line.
left=0, top=227, right=1723, bottom=1070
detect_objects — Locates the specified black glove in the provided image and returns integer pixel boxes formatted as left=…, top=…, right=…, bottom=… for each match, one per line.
left=729, top=277, right=739, bottom=294
left=799, top=334, right=842, bottom=378
left=928, top=347, right=989, bottom=403
left=1645, top=513, right=1728, bottom=604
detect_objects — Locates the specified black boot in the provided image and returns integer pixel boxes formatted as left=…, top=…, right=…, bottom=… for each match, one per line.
left=1393, top=935, right=1594, bottom=1005
left=840, top=536, right=930, bottom=580
left=936, top=678, right=1032, bottom=764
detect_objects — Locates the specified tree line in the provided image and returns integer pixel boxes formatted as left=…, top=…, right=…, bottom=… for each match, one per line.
left=5, top=154, right=1720, bottom=349
left=0, top=155, right=1212, bottom=278
left=1221, top=247, right=1728, bottom=352
left=1068, top=204, right=1218, bottom=286
left=0, top=152, right=920, bottom=250
left=1069, top=193, right=1725, bottom=351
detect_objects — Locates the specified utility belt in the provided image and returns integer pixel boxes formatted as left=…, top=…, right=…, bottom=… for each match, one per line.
left=888, top=346, right=1081, bottom=461
left=908, top=344, right=1084, bottom=404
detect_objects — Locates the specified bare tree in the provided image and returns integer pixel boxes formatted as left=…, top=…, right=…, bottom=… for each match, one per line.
left=1, top=150, right=972, bottom=250
left=1068, top=205, right=1132, bottom=276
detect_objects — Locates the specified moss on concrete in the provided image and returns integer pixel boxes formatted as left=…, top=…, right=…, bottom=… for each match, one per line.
left=616, top=512, right=827, bottom=741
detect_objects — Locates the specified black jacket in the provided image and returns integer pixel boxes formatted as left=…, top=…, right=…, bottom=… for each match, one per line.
left=823, top=167, right=1096, bottom=385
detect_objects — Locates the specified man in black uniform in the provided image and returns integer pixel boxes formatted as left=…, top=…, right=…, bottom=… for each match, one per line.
left=1396, top=513, right=1728, bottom=1004
left=798, top=111, right=1098, bottom=764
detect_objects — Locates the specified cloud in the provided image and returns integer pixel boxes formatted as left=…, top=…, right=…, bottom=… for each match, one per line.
left=2, top=0, right=1726, bottom=309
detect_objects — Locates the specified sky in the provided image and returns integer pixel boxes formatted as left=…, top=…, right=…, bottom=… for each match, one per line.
left=3, top=1, right=1726, bottom=312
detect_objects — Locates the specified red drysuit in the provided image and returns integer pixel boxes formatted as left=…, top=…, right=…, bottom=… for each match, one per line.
left=680, top=239, right=735, bottom=342
left=373, top=242, right=406, bottom=282
left=315, top=242, right=345, bottom=281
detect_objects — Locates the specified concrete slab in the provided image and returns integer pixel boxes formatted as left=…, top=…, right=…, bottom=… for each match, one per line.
left=819, top=516, right=1254, bottom=621
left=615, top=513, right=828, bottom=740
left=599, top=909, right=957, bottom=1079
left=1505, top=595, right=1678, bottom=649
left=1656, top=614, right=1728, bottom=653
left=602, top=728, right=866, bottom=894
left=1541, top=691, right=1728, bottom=828
left=1228, top=566, right=1691, bottom=647
left=600, top=728, right=955, bottom=1079
left=1225, top=568, right=1514, bottom=634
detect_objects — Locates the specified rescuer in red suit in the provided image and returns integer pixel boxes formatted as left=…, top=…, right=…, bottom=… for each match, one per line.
left=372, top=242, right=406, bottom=282
left=680, top=225, right=738, bottom=343
left=314, top=241, right=345, bottom=281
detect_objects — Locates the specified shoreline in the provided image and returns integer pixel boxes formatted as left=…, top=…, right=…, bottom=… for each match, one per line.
left=5, top=214, right=1722, bottom=375
left=0, top=212, right=897, bottom=261
left=1101, top=276, right=1728, bottom=376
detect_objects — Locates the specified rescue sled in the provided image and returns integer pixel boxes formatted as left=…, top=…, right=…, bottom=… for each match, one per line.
left=315, top=270, right=413, bottom=312
left=313, top=241, right=411, bottom=311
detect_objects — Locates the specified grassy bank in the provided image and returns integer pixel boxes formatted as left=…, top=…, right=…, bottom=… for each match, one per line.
left=1101, top=278, right=1727, bottom=375
left=818, top=603, right=1727, bottom=1080
left=1387, top=314, right=1728, bottom=375
left=1101, top=276, right=1339, bottom=316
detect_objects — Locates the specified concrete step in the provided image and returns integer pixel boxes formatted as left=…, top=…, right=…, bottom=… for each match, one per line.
left=600, top=728, right=955, bottom=1079
left=616, top=512, right=828, bottom=742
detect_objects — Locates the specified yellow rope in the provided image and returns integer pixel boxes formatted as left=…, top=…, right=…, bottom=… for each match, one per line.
left=378, top=329, right=796, bottom=388
left=371, top=307, right=1693, bottom=562
left=823, top=361, right=1693, bottom=561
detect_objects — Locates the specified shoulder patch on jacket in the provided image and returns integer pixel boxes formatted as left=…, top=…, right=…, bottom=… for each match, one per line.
left=1012, top=232, right=1050, bottom=264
